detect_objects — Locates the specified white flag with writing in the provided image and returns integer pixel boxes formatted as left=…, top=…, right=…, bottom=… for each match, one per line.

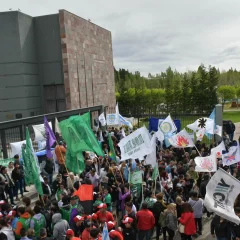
left=204, top=168, right=240, bottom=224
left=194, top=155, right=217, bottom=172
left=118, top=126, right=152, bottom=161
left=211, top=141, right=226, bottom=159
left=98, top=112, right=106, bottom=126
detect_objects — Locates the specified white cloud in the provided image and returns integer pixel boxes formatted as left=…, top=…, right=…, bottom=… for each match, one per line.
left=3, top=0, right=240, bottom=75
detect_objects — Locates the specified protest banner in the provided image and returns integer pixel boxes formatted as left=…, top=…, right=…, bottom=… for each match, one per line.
left=194, top=155, right=217, bottom=172
left=168, top=129, right=195, bottom=148
left=118, top=126, right=152, bottom=160
left=222, top=142, right=240, bottom=166
left=204, top=168, right=240, bottom=224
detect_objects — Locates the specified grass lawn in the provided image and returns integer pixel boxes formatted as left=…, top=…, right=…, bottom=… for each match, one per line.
left=223, top=111, right=240, bottom=123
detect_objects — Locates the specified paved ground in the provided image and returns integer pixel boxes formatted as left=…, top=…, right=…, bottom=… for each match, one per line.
left=234, top=122, right=240, bottom=141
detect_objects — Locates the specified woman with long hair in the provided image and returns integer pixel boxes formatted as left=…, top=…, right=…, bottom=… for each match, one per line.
left=178, top=202, right=196, bottom=240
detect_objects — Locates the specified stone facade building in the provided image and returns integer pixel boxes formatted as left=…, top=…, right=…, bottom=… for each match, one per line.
left=0, top=10, right=115, bottom=122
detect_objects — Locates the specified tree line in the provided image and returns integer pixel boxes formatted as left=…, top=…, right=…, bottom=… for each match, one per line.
left=115, top=65, right=240, bottom=116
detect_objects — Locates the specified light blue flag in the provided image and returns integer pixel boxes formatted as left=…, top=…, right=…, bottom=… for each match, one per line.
left=102, top=223, right=110, bottom=240
left=206, top=108, right=216, bottom=139
left=119, top=114, right=133, bottom=129
left=164, top=132, right=176, bottom=148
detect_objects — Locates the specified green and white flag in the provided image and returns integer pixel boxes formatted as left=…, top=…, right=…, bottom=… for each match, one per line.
left=130, top=171, right=143, bottom=185
left=23, top=128, right=43, bottom=195
left=152, top=166, right=159, bottom=181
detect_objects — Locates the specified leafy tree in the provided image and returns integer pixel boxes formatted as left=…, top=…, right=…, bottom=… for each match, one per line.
left=217, top=85, right=236, bottom=107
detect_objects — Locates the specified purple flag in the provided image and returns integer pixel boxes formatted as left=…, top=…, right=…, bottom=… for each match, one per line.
left=44, top=116, right=56, bottom=159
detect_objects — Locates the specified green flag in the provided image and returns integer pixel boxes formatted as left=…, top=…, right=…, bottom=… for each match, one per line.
left=130, top=171, right=143, bottom=185
left=152, top=166, right=159, bottom=181
left=23, top=128, right=43, bottom=195
left=66, top=150, right=85, bottom=174
left=108, top=134, right=117, bottom=162
left=81, top=112, right=91, bottom=127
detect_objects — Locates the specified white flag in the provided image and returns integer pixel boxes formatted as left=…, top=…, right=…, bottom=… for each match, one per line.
left=33, top=122, right=52, bottom=141
left=155, top=129, right=164, bottom=142
left=194, top=155, right=217, bottom=172
left=159, top=114, right=177, bottom=134
left=121, top=128, right=126, bottom=138
left=204, top=168, right=240, bottom=224
left=115, top=102, right=120, bottom=125
left=10, top=140, right=26, bottom=157
left=222, top=142, right=240, bottom=166
left=55, top=118, right=61, bottom=134
left=196, top=128, right=205, bottom=141
left=145, top=134, right=157, bottom=167
left=118, top=126, right=152, bottom=161
left=211, top=141, right=226, bottom=159
left=187, top=117, right=214, bottom=134
left=215, top=125, right=222, bottom=137
left=168, top=129, right=195, bottom=148
left=98, top=112, right=106, bottom=126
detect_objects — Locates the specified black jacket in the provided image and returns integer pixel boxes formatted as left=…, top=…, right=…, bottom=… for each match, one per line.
left=211, top=215, right=231, bottom=239
left=231, top=221, right=240, bottom=239
left=123, top=228, right=137, bottom=240
left=200, top=180, right=209, bottom=198
left=11, top=168, right=23, bottom=182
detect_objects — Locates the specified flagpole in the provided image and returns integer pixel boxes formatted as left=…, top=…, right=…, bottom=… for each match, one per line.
left=194, top=145, right=202, bottom=157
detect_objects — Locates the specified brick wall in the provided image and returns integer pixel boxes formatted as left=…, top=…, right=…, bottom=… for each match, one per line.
left=59, top=10, right=116, bottom=110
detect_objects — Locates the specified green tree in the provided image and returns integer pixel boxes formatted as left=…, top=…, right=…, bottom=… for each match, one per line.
left=217, top=85, right=236, bottom=108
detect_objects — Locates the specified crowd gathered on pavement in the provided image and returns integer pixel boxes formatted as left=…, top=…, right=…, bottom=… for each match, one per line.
left=0, top=125, right=239, bottom=240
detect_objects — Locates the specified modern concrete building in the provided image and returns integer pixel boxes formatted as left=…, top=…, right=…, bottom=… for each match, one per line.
left=0, top=10, right=115, bottom=122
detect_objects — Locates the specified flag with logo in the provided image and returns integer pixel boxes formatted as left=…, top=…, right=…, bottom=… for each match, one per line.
left=145, top=134, right=157, bottom=166
left=204, top=168, right=240, bottom=224
left=211, top=141, right=226, bottom=158
left=130, top=171, right=143, bottom=185
left=108, top=133, right=117, bottom=162
left=22, top=128, right=43, bottom=195
left=168, top=129, right=195, bottom=148
left=196, top=128, right=205, bottom=141
left=222, top=142, right=240, bottom=166
left=99, top=112, right=106, bottom=126
left=194, top=155, right=217, bottom=172
left=44, top=116, right=56, bottom=159
left=118, top=126, right=152, bottom=161
left=187, top=117, right=214, bottom=134
left=159, top=114, right=177, bottom=135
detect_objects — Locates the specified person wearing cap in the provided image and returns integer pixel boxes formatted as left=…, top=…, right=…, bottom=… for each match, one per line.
left=66, top=229, right=80, bottom=240
left=136, top=202, right=155, bottom=240
left=15, top=206, right=31, bottom=239
left=82, top=220, right=92, bottom=240
left=122, top=217, right=136, bottom=240
left=96, top=203, right=114, bottom=223
left=6, top=210, right=18, bottom=231
left=107, top=221, right=123, bottom=240
left=73, top=215, right=84, bottom=237
left=30, top=205, right=46, bottom=237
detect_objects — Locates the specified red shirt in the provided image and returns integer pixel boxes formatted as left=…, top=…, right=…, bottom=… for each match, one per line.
left=82, top=229, right=90, bottom=240
left=96, top=210, right=114, bottom=223
left=179, top=212, right=196, bottom=235
left=136, top=209, right=155, bottom=230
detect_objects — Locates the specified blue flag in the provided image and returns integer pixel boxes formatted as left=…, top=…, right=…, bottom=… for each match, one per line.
left=102, top=223, right=110, bottom=240
left=205, top=108, right=216, bottom=139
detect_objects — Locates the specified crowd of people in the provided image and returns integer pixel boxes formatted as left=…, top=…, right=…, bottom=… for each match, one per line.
left=0, top=126, right=239, bottom=240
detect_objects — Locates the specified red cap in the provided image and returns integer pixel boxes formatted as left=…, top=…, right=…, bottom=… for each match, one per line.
left=122, top=217, right=133, bottom=224
left=92, top=213, right=98, bottom=221
left=66, top=229, right=74, bottom=236
left=73, top=215, right=84, bottom=223
left=107, top=221, right=116, bottom=230
left=7, top=211, right=16, bottom=217
left=97, top=203, right=107, bottom=209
